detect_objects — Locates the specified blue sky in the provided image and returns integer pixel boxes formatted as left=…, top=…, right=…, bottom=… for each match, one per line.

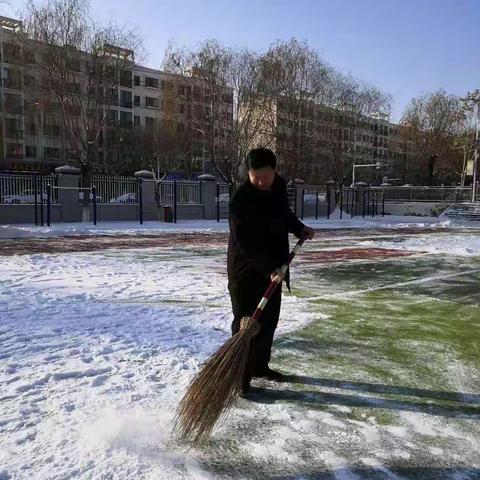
left=2, top=0, right=478, bottom=121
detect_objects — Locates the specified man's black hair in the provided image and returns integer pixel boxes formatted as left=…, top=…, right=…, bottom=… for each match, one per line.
left=247, top=148, right=277, bottom=171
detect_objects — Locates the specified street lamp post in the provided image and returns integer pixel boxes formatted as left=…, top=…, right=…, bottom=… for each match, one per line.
left=352, top=161, right=382, bottom=186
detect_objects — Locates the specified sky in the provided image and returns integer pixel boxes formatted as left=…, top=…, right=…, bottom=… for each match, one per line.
left=2, top=0, right=479, bottom=122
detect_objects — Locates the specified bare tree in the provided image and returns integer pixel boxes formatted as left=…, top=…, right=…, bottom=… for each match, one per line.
left=111, top=120, right=189, bottom=176
left=23, top=0, right=142, bottom=200
left=163, top=40, right=233, bottom=181
left=320, top=73, right=391, bottom=185
left=400, top=90, right=464, bottom=185
left=257, top=38, right=332, bottom=181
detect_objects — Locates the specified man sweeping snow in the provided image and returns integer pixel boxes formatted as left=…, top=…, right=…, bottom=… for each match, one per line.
left=228, top=148, right=315, bottom=394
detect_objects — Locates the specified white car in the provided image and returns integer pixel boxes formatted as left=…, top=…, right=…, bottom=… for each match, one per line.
left=2, top=189, right=48, bottom=204
left=216, top=193, right=230, bottom=203
left=79, top=192, right=103, bottom=203
left=351, top=182, right=368, bottom=188
left=303, top=193, right=326, bottom=204
left=109, top=192, right=137, bottom=203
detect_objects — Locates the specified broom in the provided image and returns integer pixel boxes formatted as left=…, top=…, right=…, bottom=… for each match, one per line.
left=173, top=237, right=307, bottom=446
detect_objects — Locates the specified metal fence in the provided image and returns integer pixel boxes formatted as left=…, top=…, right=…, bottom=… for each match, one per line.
left=81, top=174, right=139, bottom=204
left=0, top=172, right=58, bottom=204
left=339, top=188, right=383, bottom=218
left=287, top=183, right=297, bottom=210
left=374, top=186, right=473, bottom=203
left=216, top=182, right=231, bottom=220
left=156, top=180, right=202, bottom=205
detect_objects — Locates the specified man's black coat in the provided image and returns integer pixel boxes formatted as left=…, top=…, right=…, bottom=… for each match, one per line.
left=227, top=174, right=305, bottom=289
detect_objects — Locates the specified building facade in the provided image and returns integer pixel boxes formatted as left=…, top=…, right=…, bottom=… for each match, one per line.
left=250, top=97, right=414, bottom=185
left=0, top=16, right=233, bottom=176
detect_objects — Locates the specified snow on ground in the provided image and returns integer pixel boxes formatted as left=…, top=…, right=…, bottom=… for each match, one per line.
left=359, top=233, right=480, bottom=257
left=0, top=237, right=314, bottom=480
left=1, top=213, right=478, bottom=239
left=0, top=222, right=479, bottom=479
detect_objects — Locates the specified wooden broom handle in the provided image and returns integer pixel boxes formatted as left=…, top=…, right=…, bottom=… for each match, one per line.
left=250, top=238, right=306, bottom=322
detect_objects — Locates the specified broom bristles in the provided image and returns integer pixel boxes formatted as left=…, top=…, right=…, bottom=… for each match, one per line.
left=173, top=316, right=259, bottom=446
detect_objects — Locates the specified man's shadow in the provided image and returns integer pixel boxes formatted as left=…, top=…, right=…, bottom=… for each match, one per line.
left=248, top=375, right=480, bottom=419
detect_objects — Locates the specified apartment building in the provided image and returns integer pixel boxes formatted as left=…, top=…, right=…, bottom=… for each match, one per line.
left=0, top=16, right=28, bottom=171
left=253, top=97, right=411, bottom=184
left=131, top=65, right=234, bottom=175
left=0, top=16, right=233, bottom=175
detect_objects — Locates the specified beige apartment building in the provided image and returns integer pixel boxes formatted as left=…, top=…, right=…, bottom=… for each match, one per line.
left=0, top=16, right=233, bottom=176
left=250, top=98, right=412, bottom=184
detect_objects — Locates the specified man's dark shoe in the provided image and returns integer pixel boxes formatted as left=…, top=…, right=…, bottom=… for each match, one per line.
left=241, top=373, right=251, bottom=395
left=253, top=367, right=286, bottom=382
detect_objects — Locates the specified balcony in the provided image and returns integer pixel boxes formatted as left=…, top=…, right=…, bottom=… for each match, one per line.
left=119, top=101, right=133, bottom=109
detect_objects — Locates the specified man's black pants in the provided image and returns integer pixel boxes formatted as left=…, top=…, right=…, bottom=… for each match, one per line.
left=228, top=273, right=282, bottom=379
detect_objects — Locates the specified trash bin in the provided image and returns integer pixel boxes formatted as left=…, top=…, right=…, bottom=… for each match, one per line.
left=163, top=205, right=174, bottom=222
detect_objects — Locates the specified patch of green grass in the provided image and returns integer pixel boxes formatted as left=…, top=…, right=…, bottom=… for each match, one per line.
left=273, top=266, right=480, bottom=425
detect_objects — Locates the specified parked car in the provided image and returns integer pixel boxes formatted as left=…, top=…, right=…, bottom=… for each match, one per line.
left=215, top=193, right=230, bottom=203
left=303, top=193, right=326, bottom=204
left=351, top=182, right=368, bottom=188
left=2, top=189, right=48, bottom=204
left=78, top=191, right=103, bottom=203
left=109, top=192, right=137, bottom=203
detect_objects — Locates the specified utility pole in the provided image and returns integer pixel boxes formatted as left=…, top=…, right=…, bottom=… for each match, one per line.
left=472, top=101, right=479, bottom=203
left=461, top=91, right=479, bottom=203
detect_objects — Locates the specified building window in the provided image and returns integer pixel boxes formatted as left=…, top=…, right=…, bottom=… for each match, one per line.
left=134, top=115, right=140, bottom=127
left=134, top=75, right=140, bottom=86
left=108, top=88, right=118, bottom=106
left=120, top=111, right=132, bottom=127
left=3, top=42, right=21, bottom=64
left=107, top=109, right=118, bottom=124
left=44, top=147, right=60, bottom=158
left=25, top=145, right=37, bottom=158
left=120, top=90, right=133, bottom=108
left=120, top=69, right=132, bottom=88
left=145, top=77, right=159, bottom=88
left=145, top=116, right=155, bottom=129
left=4, top=93, right=23, bottom=115
left=6, top=142, right=24, bottom=159
left=134, top=95, right=140, bottom=106
left=145, top=96, right=159, bottom=108
left=5, top=117, right=23, bottom=139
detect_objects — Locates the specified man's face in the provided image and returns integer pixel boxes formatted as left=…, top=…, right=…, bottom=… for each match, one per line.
left=248, top=166, right=275, bottom=191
